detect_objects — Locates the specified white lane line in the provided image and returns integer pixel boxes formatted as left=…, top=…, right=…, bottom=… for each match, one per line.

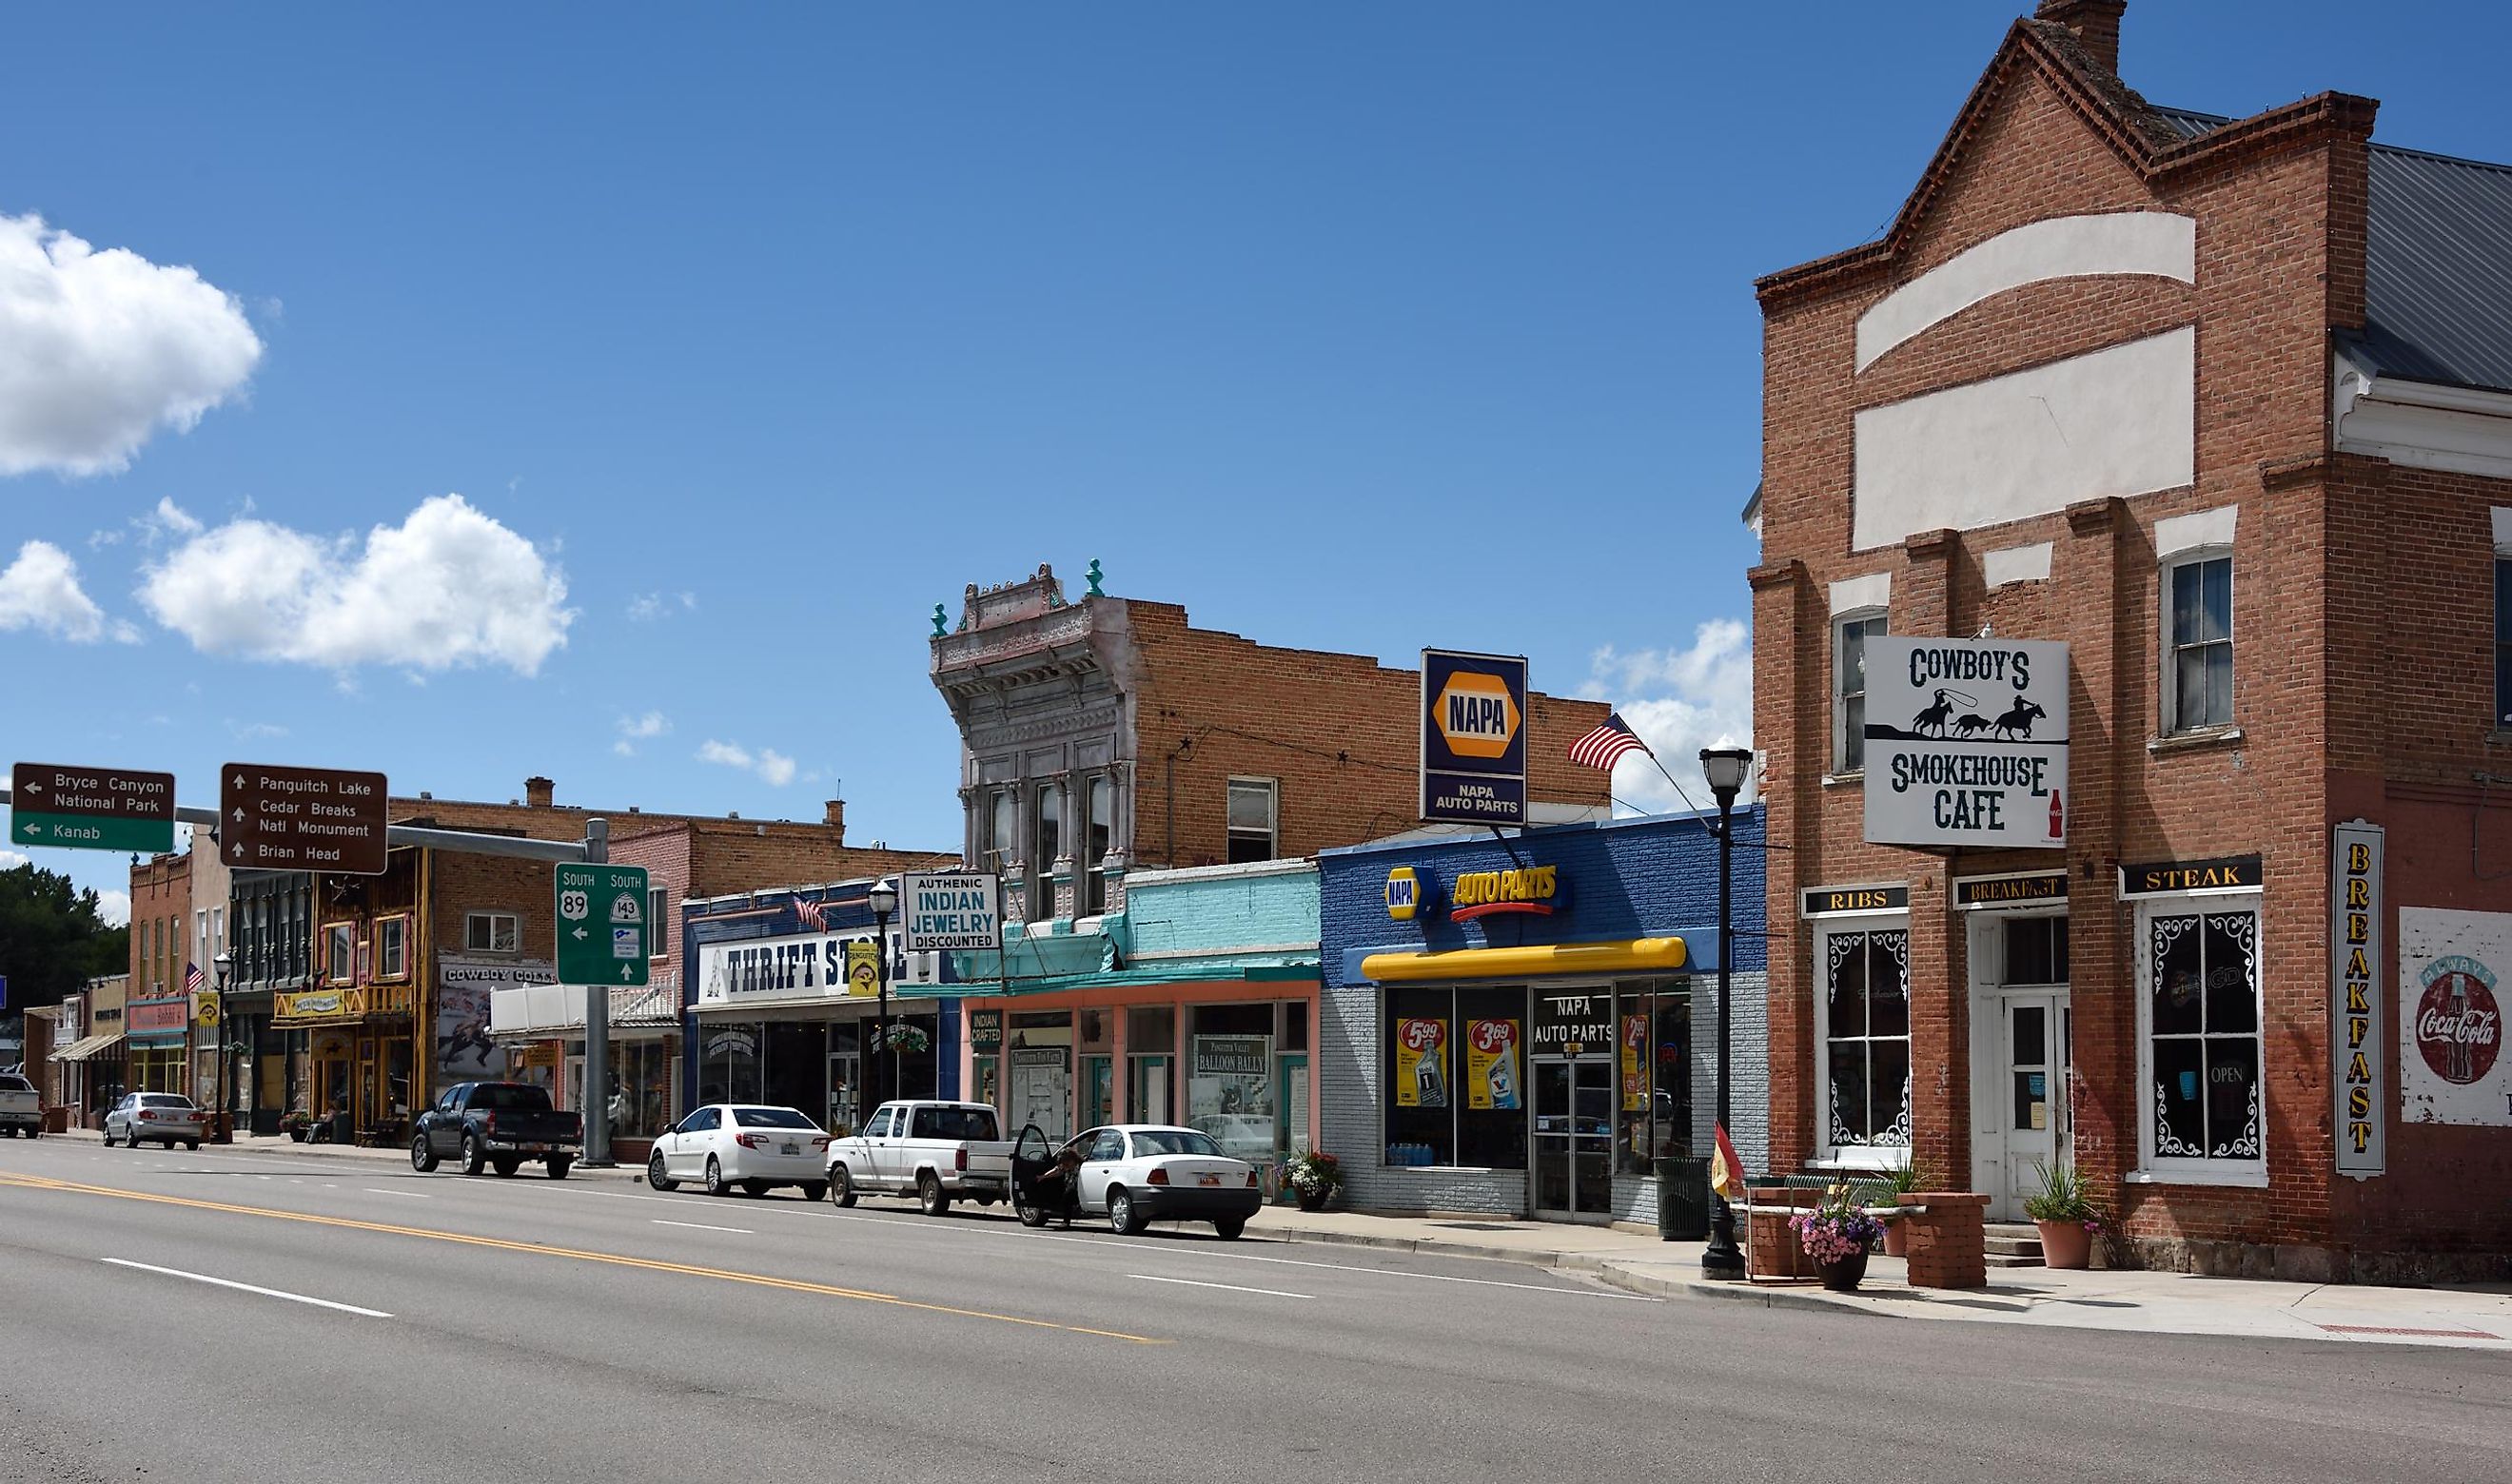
left=363, top=1188, right=430, bottom=1199
left=1130, top=1273, right=1309, bottom=1299
left=653, top=1219, right=754, bottom=1235
left=100, top=1259, right=392, bottom=1318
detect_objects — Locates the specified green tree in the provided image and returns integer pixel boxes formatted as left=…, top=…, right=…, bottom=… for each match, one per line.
left=0, top=861, right=128, bottom=1010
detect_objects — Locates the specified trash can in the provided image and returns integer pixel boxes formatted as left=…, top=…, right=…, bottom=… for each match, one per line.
left=1655, top=1156, right=1711, bottom=1240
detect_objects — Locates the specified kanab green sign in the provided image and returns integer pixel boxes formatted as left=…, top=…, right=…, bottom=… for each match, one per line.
left=10, top=762, right=176, bottom=854
left=556, top=864, right=651, bottom=986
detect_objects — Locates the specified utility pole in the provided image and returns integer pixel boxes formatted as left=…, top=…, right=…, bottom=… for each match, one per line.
left=580, top=818, right=612, bottom=1167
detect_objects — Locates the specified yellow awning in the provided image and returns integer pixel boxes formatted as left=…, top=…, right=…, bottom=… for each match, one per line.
left=1359, top=937, right=1688, bottom=982
left=49, top=1031, right=126, bottom=1063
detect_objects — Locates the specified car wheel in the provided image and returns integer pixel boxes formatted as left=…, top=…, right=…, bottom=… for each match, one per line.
left=917, top=1172, right=952, bottom=1218
left=704, top=1155, right=729, bottom=1197
left=800, top=1182, right=828, bottom=1203
left=828, top=1163, right=857, bottom=1207
left=1109, top=1187, right=1148, bottom=1236
left=186, top=1141, right=201, bottom=1152
left=1213, top=1217, right=1246, bottom=1241
left=1014, top=1186, right=1050, bottom=1228
left=493, top=1158, right=520, bottom=1178
left=461, top=1133, right=487, bottom=1177
left=740, top=1180, right=768, bottom=1198
left=545, top=1158, right=572, bottom=1181
left=411, top=1135, right=439, bottom=1173
left=647, top=1151, right=678, bottom=1192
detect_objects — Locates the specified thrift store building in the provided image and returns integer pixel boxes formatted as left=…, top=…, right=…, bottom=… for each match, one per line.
left=1319, top=810, right=1768, bottom=1225
left=1749, top=2, right=2512, bottom=1279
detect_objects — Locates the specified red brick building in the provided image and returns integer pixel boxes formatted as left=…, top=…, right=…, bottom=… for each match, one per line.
left=125, top=851, right=192, bottom=1096
left=1749, top=2, right=2512, bottom=1279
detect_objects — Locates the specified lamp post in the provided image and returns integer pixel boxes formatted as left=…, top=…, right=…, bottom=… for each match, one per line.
left=868, top=879, right=898, bottom=1111
left=210, top=950, right=233, bottom=1144
left=1698, top=746, right=1753, bottom=1280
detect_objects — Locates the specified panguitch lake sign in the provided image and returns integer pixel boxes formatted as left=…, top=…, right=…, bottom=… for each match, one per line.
left=1863, top=637, right=2069, bottom=849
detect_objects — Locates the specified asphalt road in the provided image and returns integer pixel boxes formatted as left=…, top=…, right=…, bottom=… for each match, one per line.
left=2, top=1137, right=2506, bottom=1484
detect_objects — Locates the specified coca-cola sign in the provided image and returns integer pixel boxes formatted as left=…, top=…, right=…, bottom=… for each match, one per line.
left=2401, top=908, right=2512, bottom=1129
left=2413, top=967, right=2501, bottom=1085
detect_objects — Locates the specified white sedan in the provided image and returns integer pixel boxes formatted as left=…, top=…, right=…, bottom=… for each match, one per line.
left=1030, top=1124, right=1264, bottom=1239
left=106, top=1092, right=206, bottom=1150
left=645, top=1104, right=831, bottom=1200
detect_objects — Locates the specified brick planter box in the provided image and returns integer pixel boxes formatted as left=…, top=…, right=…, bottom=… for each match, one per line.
left=1902, top=1191, right=1989, bottom=1290
left=1746, top=1186, right=1820, bottom=1279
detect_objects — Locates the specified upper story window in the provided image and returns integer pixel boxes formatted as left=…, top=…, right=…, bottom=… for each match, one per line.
left=1834, top=613, right=1887, bottom=773
left=1032, top=781, right=1062, bottom=918
left=2164, top=553, right=2232, bottom=732
left=465, top=911, right=521, bottom=954
left=2496, top=557, right=2512, bottom=729
left=1083, top=774, right=1113, bottom=916
left=649, top=887, right=669, bottom=958
left=375, top=916, right=409, bottom=981
left=1227, top=777, right=1278, bottom=865
left=324, top=923, right=356, bottom=985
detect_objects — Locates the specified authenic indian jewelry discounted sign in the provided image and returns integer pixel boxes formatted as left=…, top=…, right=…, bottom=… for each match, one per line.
left=899, top=872, right=1004, bottom=952
left=1862, top=636, right=2070, bottom=849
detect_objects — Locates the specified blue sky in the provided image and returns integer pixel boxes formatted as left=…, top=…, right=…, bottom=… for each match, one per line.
left=5, top=2, right=2508, bottom=922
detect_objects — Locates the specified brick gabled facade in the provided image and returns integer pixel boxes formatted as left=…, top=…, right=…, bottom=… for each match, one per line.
left=1753, top=2, right=2512, bottom=1280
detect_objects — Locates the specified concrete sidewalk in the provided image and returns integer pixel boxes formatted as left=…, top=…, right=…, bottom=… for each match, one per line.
left=45, top=1125, right=644, bottom=1181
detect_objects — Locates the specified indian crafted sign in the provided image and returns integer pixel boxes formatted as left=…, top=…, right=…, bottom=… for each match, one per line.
left=1420, top=649, right=1528, bottom=826
left=1863, top=637, right=2069, bottom=849
left=899, top=872, right=1003, bottom=952
left=220, top=763, right=389, bottom=874
left=2331, top=821, right=2384, bottom=1179
left=556, top=864, right=650, bottom=986
left=10, top=762, right=175, bottom=854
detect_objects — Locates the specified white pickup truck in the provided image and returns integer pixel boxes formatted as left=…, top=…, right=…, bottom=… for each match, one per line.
left=824, top=1100, right=1014, bottom=1216
left=0, top=1072, right=43, bottom=1138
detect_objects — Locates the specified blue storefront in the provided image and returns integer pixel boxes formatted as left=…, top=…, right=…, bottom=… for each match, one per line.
left=1319, top=808, right=1768, bottom=1224
left=680, top=880, right=962, bottom=1136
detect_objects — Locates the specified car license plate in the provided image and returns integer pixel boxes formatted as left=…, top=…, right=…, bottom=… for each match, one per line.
left=781, top=1143, right=799, bottom=1155
left=1199, top=1173, right=1221, bottom=1187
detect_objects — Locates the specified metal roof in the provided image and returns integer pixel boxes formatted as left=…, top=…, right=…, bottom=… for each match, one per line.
left=2155, top=105, right=2512, bottom=394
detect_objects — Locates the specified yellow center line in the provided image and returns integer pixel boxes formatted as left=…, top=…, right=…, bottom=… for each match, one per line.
left=0, top=1172, right=1164, bottom=1345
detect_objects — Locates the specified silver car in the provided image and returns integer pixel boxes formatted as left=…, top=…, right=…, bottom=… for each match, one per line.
left=107, top=1092, right=206, bottom=1150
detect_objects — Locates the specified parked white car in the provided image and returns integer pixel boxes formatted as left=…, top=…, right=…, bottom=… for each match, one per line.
left=0, top=1072, right=42, bottom=1138
left=645, top=1104, right=832, bottom=1200
left=107, top=1092, right=205, bottom=1150
left=825, top=1100, right=1016, bottom=1216
left=1030, top=1124, right=1263, bottom=1239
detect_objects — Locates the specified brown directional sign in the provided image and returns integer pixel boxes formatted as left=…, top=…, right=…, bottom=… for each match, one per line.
left=220, top=762, right=390, bottom=875
left=10, top=762, right=177, bottom=854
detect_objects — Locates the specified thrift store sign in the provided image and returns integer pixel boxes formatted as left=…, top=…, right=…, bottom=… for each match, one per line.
left=1863, top=636, right=2070, bottom=849
left=2330, top=822, right=2384, bottom=1179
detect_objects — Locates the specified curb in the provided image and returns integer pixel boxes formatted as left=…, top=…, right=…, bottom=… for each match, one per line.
left=1595, top=1261, right=1879, bottom=1316
left=1252, top=1224, right=1630, bottom=1273
left=47, top=1128, right=644, bottom=1182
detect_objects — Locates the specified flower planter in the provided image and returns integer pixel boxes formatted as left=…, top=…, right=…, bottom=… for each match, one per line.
left=1816, top=1248, right=1870, bottom=1292
left=2034, top=1219, right=2093, bottom=1270
left=1295, top=1187, right=1332, bottom=1214
left=1880, top=1218, right=1909, bottom=1258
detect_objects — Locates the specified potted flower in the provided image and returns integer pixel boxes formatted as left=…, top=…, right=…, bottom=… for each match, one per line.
left=279, top=1109, right=315, bottom=1143
left=1878, top=1156, right=1933, bottom=1258
left=1789, top=1182, right=1886, bottom=1291
left=2023, top=1159, right=2100, bottom=1269
left=1283, top=1150, right=1342, bottom=1213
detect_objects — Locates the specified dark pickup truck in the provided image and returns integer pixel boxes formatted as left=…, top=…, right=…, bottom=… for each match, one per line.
left=410, top=1081, right=582, bottom=1180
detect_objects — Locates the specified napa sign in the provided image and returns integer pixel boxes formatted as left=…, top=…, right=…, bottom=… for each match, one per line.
left=900, top=871, right=1004, bottom=952
left=1420, top=648, right=1528, bottom=826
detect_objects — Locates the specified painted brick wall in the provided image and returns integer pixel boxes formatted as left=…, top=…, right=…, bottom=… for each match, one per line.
left=1121, top=859, right=1320, bottom=961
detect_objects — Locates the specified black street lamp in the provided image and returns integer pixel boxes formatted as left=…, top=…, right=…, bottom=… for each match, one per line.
left=210, top=949, right=233, bottom=1144
left=868, top=879, right=898, bottom=1110
left=1699, top=746, right=1753, bottom=1281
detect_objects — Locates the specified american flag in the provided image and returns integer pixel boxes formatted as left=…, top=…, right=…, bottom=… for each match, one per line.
left=185, top=961, right=206, bottom=994
left=793, top=896, right=829, bottom=931
left=1567, top=712, right=1650, bottom=771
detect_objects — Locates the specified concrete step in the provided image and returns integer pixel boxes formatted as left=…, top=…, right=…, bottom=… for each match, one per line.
left=1984, top=1252, right=2049, bottom=1268
left=1985, top=1234, right=2046, bottom=1258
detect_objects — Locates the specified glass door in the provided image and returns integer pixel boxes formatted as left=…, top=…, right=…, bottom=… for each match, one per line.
left=1991, top=993, right=2071, bottom=1220
left=827, top=1048, right=860, bottom=1135
left=1081, top=1054, right=1114, bottom=1131
left=1532, top=1059, right=1618, bottom=1217
left=1129, top=1054, right=1169, bottom=1124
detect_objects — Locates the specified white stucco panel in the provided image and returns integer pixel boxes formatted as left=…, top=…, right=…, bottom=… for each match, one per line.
left=2154, top=503, right=2238, bottom=559
left=2493, top=507, right=2512, bottom=553
left=1852, top=326, right=2195, bottom=554
left=1829, top=571, right=1892, bottom=615
left=1856, top=212, right=2195, bottom=371
left=1982, top=542, right=2053, bottom=588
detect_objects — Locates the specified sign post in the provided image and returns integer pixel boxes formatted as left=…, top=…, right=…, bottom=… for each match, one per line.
left=10, top=763, right=176, bottom=854
left=219, top=763, right=390, bottom=874
left=1861, top=637, right=2070, bottom=849
left=1419, top=650, right=1529, bottom=826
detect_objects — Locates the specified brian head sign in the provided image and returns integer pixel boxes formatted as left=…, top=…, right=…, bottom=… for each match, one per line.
left=899, top=872, right=1003, bottom=952
left=1420, top=649, right=1527, bottom=826
left=1863, top=637, right=2069, bottom=849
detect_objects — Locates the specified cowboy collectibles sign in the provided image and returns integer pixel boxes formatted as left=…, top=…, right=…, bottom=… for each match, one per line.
left=1863, top=636, right=2070, bottom=849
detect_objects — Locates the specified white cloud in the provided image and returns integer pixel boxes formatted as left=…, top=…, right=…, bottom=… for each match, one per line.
left=1583, top=618, right=1755, bottom=814
left=0, top=539, right=128, bottom=642
left=137, top=494, right=574, bottom=674
left=613, top=710, right=670, bottom=756
left=697, top=738, right=797, bottom=787
left=0, top=213, right=263, bottom=477
left=0, top=848, right=29, bottom=870
left=625, top=591, right=696, bottom=622
left=226, top=718, right=287, bottom=740
left=95, top=887, right=131, bottom=927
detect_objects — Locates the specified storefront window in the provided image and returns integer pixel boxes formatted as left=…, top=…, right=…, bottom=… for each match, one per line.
left=1187, top=1003, right=1276, bottom=1164
left=1008, top=1010, right=1072, bottom=1141
left=1822, top=928, right=1912, bottom=1151
left=2145, top=909, right=2261, bottom=1165
left=699, top=1023, right=759, bottom=1106
left=1615, top=979, right=1693, bottom=1173
left=605, top=1042, right=676, bottom=1140
left=1385, top=986, right=1528, bottom=1169
left=1127, top=1006, right=1174, bottom=1123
